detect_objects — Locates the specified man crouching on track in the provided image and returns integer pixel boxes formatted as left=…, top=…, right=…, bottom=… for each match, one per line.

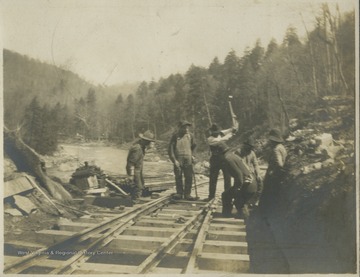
left=216, top=142, right=254, bottom=218
left=168, top=120, right=197, bottom=201
left=126, top=130, right=155, bottom=204
left=235, top=137, right=263, bottom=208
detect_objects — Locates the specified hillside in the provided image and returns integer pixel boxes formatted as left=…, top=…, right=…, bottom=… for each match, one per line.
left=246, top=95, right=356, bottom=273
left=3, top=49, right=139, bottom=129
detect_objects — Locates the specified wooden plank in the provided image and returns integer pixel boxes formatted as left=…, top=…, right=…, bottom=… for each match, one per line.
left=4, top=256, right=22, bottom=266
left=84, top=195, right=132, bottom=208
left=58, top=222, right=96, bottom=232
left=211, top=217, right=245, bottom=225
left=32, top=259, right=66, bottom=268
left=142, top=215, right=182, bottom=221
left=135, top=219, right=185, bottom=228
left=74, top=263, right=138, bottom=274
left=197, top=252, right=250, bottom=273
left=34, top=230, right=76, bottom=245
left=108, top=235, right=167, bottom=250
left=150, top=267, right=183, bottom=274
left=4, top=176, right=34, bottom=198
left=207, top=230, right=247, bottom=242
left=156, top=209, right=198, bottom=216
left=105, top=178, right=128, bottom=196
left=199, top=252, right=250, bottom=261
left=203, top=240, right=248, bottom=254
left=13, top=195, right=37, bottom=214
left=123, top=226, right=178, bottom=237
left=209, top=223, right=246, bottom=231
left=6, top=240, right=46, bottom=249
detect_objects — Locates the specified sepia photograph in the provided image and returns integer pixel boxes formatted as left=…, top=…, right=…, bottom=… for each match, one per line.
left=1, top=0, right=358, bottom=275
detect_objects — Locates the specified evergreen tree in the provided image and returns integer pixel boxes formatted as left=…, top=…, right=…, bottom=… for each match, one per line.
left=22, top=97, right=43, bottom=151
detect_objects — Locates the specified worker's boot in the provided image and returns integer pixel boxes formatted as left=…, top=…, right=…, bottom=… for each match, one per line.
left=242, top=204, right=250, bottom=219
left=172, top=193, right=183, bottom=200
left=221, top=192, right=233, bottom=217
left=184, top=195, right=197, bottom=201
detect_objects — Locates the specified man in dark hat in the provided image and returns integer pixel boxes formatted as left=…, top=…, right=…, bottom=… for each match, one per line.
left=168, top=120, right=197, bottom=200
left=259, top=128, right=287, bottom=210
left=235, top=137, right=263, bottom=207
left=126, top=130, right=155, bottom=203
left=214, top=142, right=252, bottom=218
left=206, top=122, right=238, bottom=201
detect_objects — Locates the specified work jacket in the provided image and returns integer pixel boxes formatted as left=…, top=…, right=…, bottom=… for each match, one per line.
left=126, top=141, right=146, bottom=176
left=266, top=143, right=287, bottom=177
left=236, top=150, right=261, bottom=179
left=222, top=151, right=251, bottom=190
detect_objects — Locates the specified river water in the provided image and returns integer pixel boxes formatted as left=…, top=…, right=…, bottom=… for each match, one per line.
left=60, top=144, right=129, bottom=175
left=47, top=143, right=173, bottom=183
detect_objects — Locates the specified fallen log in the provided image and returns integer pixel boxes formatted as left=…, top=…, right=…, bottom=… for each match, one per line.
left=4, top=127, right=72, bottom=201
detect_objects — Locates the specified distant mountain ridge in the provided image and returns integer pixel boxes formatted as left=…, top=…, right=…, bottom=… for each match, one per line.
left=3, top=49, right=139, bottom=128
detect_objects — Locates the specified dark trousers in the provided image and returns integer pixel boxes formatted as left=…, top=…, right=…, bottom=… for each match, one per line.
left=222, top=180, right=257, bottom=214
left=174, top=157, right=193, bottom=197
left=259, top=170, right=285, bottom=212
left=209, top=155, right=231, bottom=199
left=133, top=168, right=144, bottom=199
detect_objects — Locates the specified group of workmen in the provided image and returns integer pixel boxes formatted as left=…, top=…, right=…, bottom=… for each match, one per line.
left=126, top=119, right=287, bottom=218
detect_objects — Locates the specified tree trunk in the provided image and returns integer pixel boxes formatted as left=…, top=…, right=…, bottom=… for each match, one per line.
left=274, top=83, right=290, bottom=136
left=156, top=95, right=166, bottom=131
left=325, top=5, right=349, bottom=94
left=203, top=90, right=212, bottom=126
left=301, top=13, right=319, bottom=97
left=4, top=128, right=72, bottom=201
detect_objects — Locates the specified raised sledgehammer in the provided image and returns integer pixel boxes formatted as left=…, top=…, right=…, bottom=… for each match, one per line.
left=228, top=95, right=237, bottom=126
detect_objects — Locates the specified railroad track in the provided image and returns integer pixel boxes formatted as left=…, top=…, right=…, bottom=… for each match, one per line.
left=4, top=179, right=249, bottom=274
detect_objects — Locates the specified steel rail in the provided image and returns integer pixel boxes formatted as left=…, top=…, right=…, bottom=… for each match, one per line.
left=136, top=199, right=216, bottom=274
left=4, top=193, right=172, bottom=274
left=184, top=197, right=220, bottom=273
left=55, top=194, right=212, bottom=274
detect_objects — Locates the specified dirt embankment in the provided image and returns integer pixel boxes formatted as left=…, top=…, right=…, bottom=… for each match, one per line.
left=247, top=96, right=356, bottom=274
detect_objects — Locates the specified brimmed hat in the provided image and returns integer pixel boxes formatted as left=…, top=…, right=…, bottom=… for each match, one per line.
left=178, top=120, right=192, bottom=128
left=139, top=130, right=155, bottom=142
left=244, top=137, right=256, bottom=148
left=209, top=123, right=222, bottom=135
left=268, top=129, right=284, bottom=143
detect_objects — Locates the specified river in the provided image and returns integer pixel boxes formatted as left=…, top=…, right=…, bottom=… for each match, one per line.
left=60, top=144, right=129, bottom=175
left=46, top=143, right=173, bottom=183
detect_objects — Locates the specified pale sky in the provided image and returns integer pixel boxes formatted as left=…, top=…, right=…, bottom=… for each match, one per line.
left=1, top=0, right=356, bottom=85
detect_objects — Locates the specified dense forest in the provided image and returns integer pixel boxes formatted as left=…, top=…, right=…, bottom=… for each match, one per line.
left=3, top=6, right=355, bottom=155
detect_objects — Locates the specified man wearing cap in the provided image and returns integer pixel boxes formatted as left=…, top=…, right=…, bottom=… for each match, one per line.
left=234, top=137, right=263, bottom=216
left=126, top=130, right=155, bottom=203
left=168, top=120, right=197, bottom=200
left=214, top=142, right=252, bottom=217
left=259, top=128, right=287, bottom=210
left=206, top=122, right=238, bottom=201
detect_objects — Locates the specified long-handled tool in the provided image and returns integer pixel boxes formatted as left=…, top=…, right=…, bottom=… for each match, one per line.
left=25, top=175, right=64, bottom=216
left=228, top=95, right=237, bottom=127
left=192, top=167, right=199, bottom=200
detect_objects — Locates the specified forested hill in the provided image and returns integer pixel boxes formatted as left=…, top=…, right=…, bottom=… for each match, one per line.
left=3, top=49, right=139, bottom=128
left=3, top=7, right=356, bottom=156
